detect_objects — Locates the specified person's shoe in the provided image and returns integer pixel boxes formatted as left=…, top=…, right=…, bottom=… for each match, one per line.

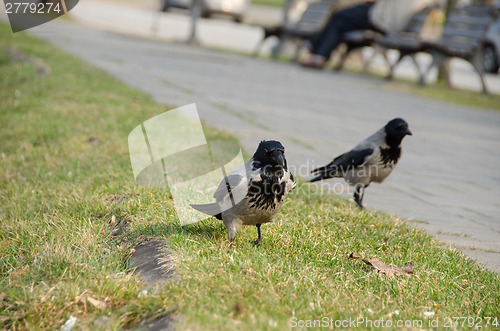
left=299, top=55, right=326, bottom=69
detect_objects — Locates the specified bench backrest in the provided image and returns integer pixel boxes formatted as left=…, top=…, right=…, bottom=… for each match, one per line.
left=403, top=6, right=434, bottom=35
left=440, top=6, right=496, bottom=49
left=285, top=0, right=338, bottom=36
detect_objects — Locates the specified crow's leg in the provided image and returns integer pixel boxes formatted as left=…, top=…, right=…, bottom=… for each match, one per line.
left=354, top=185, right=365, bottom=209
left=250, top=224, right=262, bottom=247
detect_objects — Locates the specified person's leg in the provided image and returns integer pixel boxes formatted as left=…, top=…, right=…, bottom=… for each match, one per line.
left=314, top=2, right=375, bottom=58
left=309, top=10, right=342, bottom=52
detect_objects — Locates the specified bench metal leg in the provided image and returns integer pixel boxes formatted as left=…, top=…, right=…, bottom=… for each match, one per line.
left=408, top=53, right=425, bottom=86
left=427, top=51, right=489, bottom=94
left=252, top=27, right=283, bottom=58
left=271, top=33, right=291, bottom=60
left=387, top=50, right=438, bottom=86
left=409, top=54, right=426, bottom=85
left=362, top=45, right=389, bottom=76
left=252, top=38, right=266, bottom=58
left=475, top=67, right=489, bottom=95
left=381, top=48, right=391, bottom=70
left=423, top=52, right=447, bottom=86
left=335, top=44, right=376, bottom=73
left=471, top=50, right=489, bottom=95
left=386, top=55, right=401, bottom=81
left=386, top=50, right=413, bottom=81
left=334, top=45, right=352, bottom=71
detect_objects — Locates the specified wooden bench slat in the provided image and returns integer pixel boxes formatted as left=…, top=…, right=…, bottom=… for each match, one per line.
left=449, top=6, right=494, bottom=15
left=442, top=27, right=490, bottom=40
left=378, top=33, right=422, bottom=51
left=446, top=15, right=492, bottom=25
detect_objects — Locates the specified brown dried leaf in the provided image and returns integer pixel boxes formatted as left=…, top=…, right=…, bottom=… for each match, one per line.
left=362, top=258, right=413, bottom=276
left=87, top=296, right=107, bottom=310
left=401, top=262, right=413, bottom=275
left=349, top=253, right=413, bottom=276
left=348, top=252, right=362, bottom=259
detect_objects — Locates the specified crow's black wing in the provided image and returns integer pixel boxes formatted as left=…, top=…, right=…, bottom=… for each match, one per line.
left=310, top=148, right=374, bottom=182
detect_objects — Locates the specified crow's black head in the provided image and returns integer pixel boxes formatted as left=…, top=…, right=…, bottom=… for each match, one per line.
left=384, top=118, right=412, bottom=146
left=253, top=140, right=286, bottom=168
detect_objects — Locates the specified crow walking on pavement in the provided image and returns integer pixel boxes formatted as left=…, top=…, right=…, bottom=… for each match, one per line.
left=310, top=118, right=412, bottom=208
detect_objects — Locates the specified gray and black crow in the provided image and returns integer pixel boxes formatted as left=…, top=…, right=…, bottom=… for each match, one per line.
left=191, top=140, right=295, bottom=247
left=309, top=118, right=412, bottom=208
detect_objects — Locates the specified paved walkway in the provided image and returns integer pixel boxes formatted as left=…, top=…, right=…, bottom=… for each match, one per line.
left=68, top=0, right=500, bottom=94
left=3, top=1, right=499, bottom=272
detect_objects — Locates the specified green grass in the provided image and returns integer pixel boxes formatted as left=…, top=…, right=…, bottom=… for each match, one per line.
left=251, top=0, right=285, bottom=8
left=1, top=22, right=500, bottom=330
left=334, top=61, right=500, bottom=111
left=399, top=80, right=500, bottom=111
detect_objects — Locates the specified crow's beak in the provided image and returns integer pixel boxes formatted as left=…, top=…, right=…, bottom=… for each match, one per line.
left=404, top=127, right=412, bottom=136
left=273, top=150, right=285, bottom=166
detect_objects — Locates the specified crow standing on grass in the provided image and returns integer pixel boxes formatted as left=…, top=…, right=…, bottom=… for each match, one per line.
left=309, top=118, right=412, bottom=208
left=191, top=140, right=295, bottom=247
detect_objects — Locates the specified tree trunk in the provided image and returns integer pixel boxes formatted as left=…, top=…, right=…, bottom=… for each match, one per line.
left=436, top=0, right=457, bottom=84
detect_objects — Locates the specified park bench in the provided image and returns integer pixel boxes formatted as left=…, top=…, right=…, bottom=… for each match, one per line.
left=353, top=6, right=435, bottom=78
left=253, top=0, right=338, bottom=59
left=421, top=6, right=497, bottom=94
left=253, top=0, right=407, bottom=66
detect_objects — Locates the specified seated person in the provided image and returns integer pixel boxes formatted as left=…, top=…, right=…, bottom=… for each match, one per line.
left=301, top=0, right=438, bottom=69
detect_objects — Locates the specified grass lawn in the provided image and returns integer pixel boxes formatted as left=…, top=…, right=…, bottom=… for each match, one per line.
left=1, top=23, right=499, bottom=330
left=252, top=0, right=285, bottom=8
left=331, top=62, right=500, bottom=112
left=399, top=81, right=500, bottom=112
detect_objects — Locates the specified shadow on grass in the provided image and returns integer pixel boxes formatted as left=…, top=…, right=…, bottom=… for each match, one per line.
left=131, top=218, right=227, bottom=243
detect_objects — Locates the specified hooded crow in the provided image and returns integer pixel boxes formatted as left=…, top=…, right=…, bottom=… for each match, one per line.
left=191, top=140, right=295, bottom=247
left=309, top=118, right=412, bottom=208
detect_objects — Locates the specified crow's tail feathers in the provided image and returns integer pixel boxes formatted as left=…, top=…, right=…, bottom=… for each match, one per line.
left=310, top=165, right=328, bottom=175
left=309, top=166, right=338, bottom=182
left=190, top=203, right=223, bottom=220
left=309, top=173, right=327, bottom=183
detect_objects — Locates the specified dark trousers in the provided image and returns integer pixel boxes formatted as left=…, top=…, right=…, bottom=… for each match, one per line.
left=310, top=2, right=378, bottom=58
